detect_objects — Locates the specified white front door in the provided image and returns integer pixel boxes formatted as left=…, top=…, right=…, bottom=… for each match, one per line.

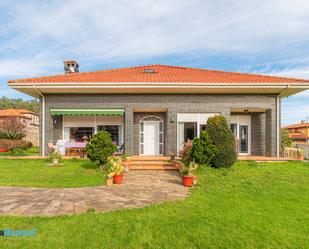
left=143, top=121, right=159, bottom=155
left=230, top=115, right=251, bottom=155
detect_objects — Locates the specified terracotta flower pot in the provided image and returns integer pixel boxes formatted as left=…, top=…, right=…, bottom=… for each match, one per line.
left=113, top=174, right=123, bottom=184
left=106, top=177, right=114, bottom=186
left=182, top=175, right=194, bottom=187
left=0, top=148, right=8, bottom=153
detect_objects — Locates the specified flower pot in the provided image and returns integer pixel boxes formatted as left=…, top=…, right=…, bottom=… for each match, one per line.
left=52, top=159, right=59, bottom=165
left=0, top=148, right=8, bottom=153
left=106, top=177, right=113, bottom=186
left=113, top=174, right=123, bottom=184
left=299, top=155, right=304, bottom=160
left=182, top=175, right=194, bottom=187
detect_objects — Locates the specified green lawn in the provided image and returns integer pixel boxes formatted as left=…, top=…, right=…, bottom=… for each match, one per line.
left=0, top=159, right=104, bottom=187
left=0, top=147, right=39, bottom=157
left=0, top=160, right=308, bottom=249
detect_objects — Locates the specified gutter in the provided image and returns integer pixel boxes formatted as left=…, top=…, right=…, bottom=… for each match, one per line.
left=33, top=85, right=45, bottom=156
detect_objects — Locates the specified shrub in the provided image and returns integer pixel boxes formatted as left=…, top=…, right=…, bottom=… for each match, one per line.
left=206, top=115, right=237, bottom=168
left=86, top=131, right=117, bottom=167
left=179, top=140, right=193, bottom=164
left=190, top=130, right=218, bottom=165
left=0, top=117, right=26, bottom=140
left=280, top=128, right=292, bottom=156
left=0, top=139, right=32, bottom=151
left=180, top=161, right=198, bottom=176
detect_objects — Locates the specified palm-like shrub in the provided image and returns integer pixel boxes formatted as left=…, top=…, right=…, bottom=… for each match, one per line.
left=190, top=130, right=218, bottom=165
left=86, top=131, right=117, bottom=168
left=206, top=115, right=237, bottom=168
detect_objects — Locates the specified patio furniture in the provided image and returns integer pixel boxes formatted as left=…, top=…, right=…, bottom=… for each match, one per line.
left=64, top=142, right=87, bottom=156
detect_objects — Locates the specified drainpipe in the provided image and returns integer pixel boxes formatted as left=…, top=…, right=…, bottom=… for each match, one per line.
left=33, top=86, right=45, bottom=156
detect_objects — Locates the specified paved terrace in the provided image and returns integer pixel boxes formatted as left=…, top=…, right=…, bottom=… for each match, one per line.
left=0, top=170, right=189, bottom=216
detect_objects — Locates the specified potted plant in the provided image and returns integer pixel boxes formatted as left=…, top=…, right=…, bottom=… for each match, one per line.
left=106, top=172, right=115, bottom=186
left=49, top=151, right=62, bottom=165
left=181, top=161, right=198, bottom=187
left=106, top=157, right=125, bottom=184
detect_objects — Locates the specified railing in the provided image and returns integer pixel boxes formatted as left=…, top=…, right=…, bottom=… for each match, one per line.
left=284, top=147, right=304, bottom=160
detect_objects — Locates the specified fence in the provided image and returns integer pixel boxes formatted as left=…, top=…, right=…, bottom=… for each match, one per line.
left=284, top=147, right=305, bottom=160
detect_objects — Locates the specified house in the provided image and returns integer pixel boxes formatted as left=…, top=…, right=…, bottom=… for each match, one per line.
left=283, top=121, right=309, bottom=145
left=0, top=109, right=39, bottom=146
left=8, top=61, right=309, bottom=157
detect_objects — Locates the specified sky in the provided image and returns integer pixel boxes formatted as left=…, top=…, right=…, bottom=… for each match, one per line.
left=0, top=0, right=308, bottom=125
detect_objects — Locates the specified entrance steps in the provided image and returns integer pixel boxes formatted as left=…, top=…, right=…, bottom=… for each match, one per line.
left=123, top=156, right=180, bottom=170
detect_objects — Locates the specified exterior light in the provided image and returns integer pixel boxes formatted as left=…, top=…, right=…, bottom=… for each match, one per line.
left=244, top=109, right=249, bottom=114
left=170, top=118, right=174, bottom=123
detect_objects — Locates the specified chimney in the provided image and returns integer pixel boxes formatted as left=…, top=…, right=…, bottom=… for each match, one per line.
left=63, top=60, right=79, bottom=73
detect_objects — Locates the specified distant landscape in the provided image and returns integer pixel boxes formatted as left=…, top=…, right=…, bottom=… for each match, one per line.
left=0, top=97, right=39, bottom=113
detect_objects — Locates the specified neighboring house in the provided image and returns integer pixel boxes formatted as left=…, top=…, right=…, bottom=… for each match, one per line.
left=0, top=109, right=39, bottom=146
left=8, top=61, right=309, bottom=157
left=283, top=121, right=309, bottom=145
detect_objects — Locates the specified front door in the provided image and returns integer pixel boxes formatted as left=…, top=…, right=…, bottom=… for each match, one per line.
left=144, top=121, right=159, bottom=155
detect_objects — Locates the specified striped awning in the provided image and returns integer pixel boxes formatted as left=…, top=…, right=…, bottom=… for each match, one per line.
left=50, top=109, right=124, bottom=116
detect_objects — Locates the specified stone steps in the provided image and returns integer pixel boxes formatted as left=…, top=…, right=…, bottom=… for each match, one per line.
left=123, top=156, right=180, bottom=170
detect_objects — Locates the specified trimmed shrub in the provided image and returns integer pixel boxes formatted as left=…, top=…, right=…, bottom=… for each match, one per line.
left=206, top=115, right=237, bottom=168
left=190, top=130, right=218, bottom=165
left=86, top=131, right=117, bottom=167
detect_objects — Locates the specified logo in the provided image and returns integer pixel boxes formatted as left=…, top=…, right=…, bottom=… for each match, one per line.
left=0, top=228, right=36, bottom=237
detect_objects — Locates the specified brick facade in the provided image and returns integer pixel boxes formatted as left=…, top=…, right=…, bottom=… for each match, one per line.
left=40, top=93, right=278, bottom=157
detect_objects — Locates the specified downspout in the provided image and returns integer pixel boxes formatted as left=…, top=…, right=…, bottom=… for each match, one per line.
left=33, top=86, right=45, bottom=156
left=276, top=85, right=290, bottom=158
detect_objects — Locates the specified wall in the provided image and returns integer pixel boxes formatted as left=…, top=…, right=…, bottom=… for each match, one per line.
left=40, top=93, right=278, bottom=156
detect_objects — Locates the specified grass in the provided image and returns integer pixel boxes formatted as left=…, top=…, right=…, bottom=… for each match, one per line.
left=0, top=158, right=104, bottom=187
left=0, top=147, right=39, bottom=157
left=0, top=160, right=308, bottom=248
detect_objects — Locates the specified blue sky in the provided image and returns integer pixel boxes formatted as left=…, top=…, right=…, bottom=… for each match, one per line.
left=0, top=0, right=308, bottom=125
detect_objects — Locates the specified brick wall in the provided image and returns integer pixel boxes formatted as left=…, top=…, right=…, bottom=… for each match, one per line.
left=40, top=93, right=278, bottom=157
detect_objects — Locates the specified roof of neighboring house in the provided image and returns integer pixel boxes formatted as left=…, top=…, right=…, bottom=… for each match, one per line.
left=7, top=64, right=309, bottom=84
left=288, top=132, right=308, bottom=140
left=15, top=109, right=38, bottom=116
left=0, top=109, right=30, bottom=118
left=284, top=122, right=309, bottom=129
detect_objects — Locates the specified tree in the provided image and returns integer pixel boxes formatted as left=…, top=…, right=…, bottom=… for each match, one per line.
left=280, top=128, right=292, bottom=156
left=0, top=97, right=39, bottom=113
left=0, top=117, right=26, bottom=140
left=190, top=130, right=218, bottom=165
left=206, top=115, right=237, bottom=168
left=86, top=131, right=117, bottom=168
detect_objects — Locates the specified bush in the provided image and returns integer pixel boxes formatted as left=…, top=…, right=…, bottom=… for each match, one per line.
left=190, top=130, right=218, bottom=165
left=86, top=131, right=117, bottom=167
left=0, top=117, right=26, bottom=140
left=206, top=115, right=237, bottom=168
left=0, top=139, right=32, bottom=151
left=179, top=140, right=193, bottom=164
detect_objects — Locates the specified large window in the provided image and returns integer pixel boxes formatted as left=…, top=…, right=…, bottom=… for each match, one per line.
left=69, top=127, right=94, bottom=142
left=97, top=125, right=123, bottom=145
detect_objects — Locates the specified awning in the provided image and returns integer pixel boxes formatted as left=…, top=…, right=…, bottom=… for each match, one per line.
left=50, top=109, right=124, bottom=116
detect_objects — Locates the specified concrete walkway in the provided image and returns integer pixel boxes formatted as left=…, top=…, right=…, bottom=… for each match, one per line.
left=0, top=171, right=189, bottom=217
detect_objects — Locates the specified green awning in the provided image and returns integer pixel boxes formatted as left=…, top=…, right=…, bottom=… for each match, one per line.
left=50, top=109, right=124, bottom=116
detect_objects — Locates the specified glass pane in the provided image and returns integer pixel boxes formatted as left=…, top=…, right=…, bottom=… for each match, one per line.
left=159, top=133, right=163, bottom=143
left=140, top=144, right=144, bottom=154
left=239, top=125, right=248, bottom=153
left=230, top=124, right=237, bottom=137
left=141, top=133, right=144, bottom=143
left=70, top=127, right=94, bottom=142
left=183, top=122, right=197, bottom=142
left=140, top=122, right=144, bottom=132
left=159, top=144, right=163, bottom=154
left=159, top=122, right=163, bottom=132
left=97, top=125, right=119, bottom=145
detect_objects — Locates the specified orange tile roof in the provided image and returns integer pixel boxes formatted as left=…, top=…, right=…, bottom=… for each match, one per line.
left=15, top=109, right=38, bottom=115
left=284, top=122, right=309, bottom=129
left=8, top=64, right=309, bottom=84
left=288, top=132, right=308, bottom=140
left=0, top=109, right=29, bottom=118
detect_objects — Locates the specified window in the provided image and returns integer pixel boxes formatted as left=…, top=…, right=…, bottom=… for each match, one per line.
left=97, top=125, right=123, bottom=145
left=230, top=123, right=237, bottom=138
left=69, top=127, right=94, bottom=142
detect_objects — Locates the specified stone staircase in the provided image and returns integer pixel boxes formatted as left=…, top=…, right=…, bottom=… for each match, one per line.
left=122, top=156, right=180, bottom=170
